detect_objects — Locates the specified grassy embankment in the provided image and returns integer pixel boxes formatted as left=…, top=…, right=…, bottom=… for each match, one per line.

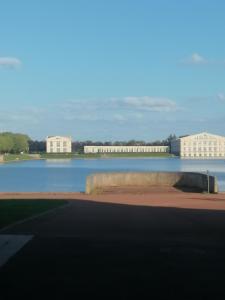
left=3, top=153, right=40, bottom=162
left=1, top=152, right=174, bottom=163
left=0, top=200, right=67, bottom=229
left=41, top=152, right=174, bottom=159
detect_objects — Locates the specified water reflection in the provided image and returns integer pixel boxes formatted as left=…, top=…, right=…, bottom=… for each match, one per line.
left=180, top=159, right=225, bottom=173
left=45, top=159, right=73, bottom=167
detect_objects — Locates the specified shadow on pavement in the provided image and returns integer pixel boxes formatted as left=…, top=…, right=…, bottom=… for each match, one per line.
left=1, top=199, right=225, bottom=299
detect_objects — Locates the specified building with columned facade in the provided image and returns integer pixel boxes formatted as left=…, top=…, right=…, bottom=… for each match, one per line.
left=171, top=132, right=225, bottom=158
left=84, top=145, right=169, bottom=154
left=46, top=136, right=72, bottom=153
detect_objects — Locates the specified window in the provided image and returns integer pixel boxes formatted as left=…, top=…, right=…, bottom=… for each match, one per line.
left=57, top=142, right=60, bottom=147
left=57, top=148, right=60, bottom=152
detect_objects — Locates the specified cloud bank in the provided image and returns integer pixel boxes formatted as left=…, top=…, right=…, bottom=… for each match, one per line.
left=0, top=57, right=22, bottom=69
left=180, top=53, right=225, bottom=67
left=123, top=96, right=177, bottom=112
left=217, top=93, right=225, bottom=101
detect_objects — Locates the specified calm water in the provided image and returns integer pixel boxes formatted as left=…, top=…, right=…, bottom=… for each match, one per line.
left=0, top=158, right=225, bottom=192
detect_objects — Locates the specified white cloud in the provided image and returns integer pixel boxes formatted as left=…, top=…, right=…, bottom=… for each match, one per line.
left=181, top=53, right=207, bottom=65
left=0, top=57, right=22, bottom=69
left=58, top=96, right=178, bottom=124
left=190, top=53, right=206, bottom=64
left=0, top=106, right=45, bottom=124
left=217, top=93, right=225, bottom=101
left=123, top=96, right=177, bottom=112
left=0, top=96, right=180, bottom=140
left=113, top=114, right=127, bottom=121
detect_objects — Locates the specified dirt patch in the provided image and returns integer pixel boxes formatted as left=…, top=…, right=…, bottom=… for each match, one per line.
left=0, top=189, right=225, bottom=211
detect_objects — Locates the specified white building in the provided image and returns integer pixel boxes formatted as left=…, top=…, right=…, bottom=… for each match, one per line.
left=46, top=136, right=72, bottom=153
left=171, top=132, right=225, bottom=158
left=84, top=145, right=169, bottom=154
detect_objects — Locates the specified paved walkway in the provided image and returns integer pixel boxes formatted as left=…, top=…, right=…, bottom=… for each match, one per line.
left=1, top=192, right=225, bottom=299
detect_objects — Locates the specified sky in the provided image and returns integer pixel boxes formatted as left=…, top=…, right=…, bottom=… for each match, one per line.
left=0, top=0, right=225, bottom=141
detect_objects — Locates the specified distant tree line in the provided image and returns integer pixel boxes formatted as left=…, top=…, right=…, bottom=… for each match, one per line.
left=0, top=132, right=30, bottom=154
left=28, top=140, right=46, bottom=153
left=0, top=133, right=177, bottom=154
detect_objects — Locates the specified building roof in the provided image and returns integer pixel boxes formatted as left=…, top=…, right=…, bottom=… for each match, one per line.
left=178, top=132, right=225, bottom=140
left=46, top=136, right=72, bottom=140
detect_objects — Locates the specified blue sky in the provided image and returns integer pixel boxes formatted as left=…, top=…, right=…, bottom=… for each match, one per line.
left=0, top=0, right=225, bottom=141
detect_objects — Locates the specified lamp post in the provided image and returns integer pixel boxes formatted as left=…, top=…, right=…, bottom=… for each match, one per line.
left=206, top=170, right=210, bottom=193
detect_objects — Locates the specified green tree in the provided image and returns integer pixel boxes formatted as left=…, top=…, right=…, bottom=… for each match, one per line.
left=11, top=134, right=30, bottom=153
left=0, top=132, right=30, bottom=154
left=0, top=135, right=14, bottom=153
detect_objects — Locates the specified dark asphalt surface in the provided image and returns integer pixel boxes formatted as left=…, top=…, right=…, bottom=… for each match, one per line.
left=1, top=199, right=225, bottom=299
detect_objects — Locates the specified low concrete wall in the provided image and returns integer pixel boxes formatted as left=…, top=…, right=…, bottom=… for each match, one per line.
left=86, top=172, right=218, bottom=194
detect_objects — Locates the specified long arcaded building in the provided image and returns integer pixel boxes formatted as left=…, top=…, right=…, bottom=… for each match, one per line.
left=84, top=145, right=169, bottom=153
left=171, top=132, right=225, bottom=158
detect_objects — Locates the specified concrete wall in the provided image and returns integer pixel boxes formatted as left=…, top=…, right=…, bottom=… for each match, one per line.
left=86, top=172, right=218, bottom=194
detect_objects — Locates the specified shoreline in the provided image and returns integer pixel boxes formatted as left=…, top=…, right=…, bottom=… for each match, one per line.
left=0, top=153, right=175, bottom=164
left=0, top=153, right=173, bottom=164
left=2, top=154, right=225, bottom=164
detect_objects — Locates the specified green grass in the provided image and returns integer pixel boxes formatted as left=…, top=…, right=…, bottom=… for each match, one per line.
left=40, top=153, right=82, bottom=159
left=41, top=152, right=173, bottom=159
left=0, top=200, right=67, bottom=229
left=2, top=152, right=174, bottom=162
left=94, top=152, right=173, bottom=158
left=3, top=154, right=36, bottom=162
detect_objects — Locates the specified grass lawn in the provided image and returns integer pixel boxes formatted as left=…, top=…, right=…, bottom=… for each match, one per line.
left=0, top=200, right=67, bottom=229
left=40, top=153, right=85, bottom=159
left=96, top=152, right=173, bottom=158
left=40, top=153, right=106, bottom=159
left=2, top=152, right=174, bottom=162
left=3, top=154, right=36, bottom=162
left=41, top=152, right=174, bottom=159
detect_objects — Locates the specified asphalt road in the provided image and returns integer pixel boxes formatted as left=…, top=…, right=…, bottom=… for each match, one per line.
left=1, top=196, right=225, bottom=299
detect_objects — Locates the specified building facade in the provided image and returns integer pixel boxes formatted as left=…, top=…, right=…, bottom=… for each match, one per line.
left=171, top=132, right=225, bottom=158
left=84, top=145, right=169, bottom=154
left=46, top=136, right=72, bottom=153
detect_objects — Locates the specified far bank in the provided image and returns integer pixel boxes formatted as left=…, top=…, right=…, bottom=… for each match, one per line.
left=0, top=152, right=174, bottom=163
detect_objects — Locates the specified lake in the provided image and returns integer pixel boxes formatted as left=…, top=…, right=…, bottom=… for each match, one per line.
left=0, top=158, right=225, bottom=192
